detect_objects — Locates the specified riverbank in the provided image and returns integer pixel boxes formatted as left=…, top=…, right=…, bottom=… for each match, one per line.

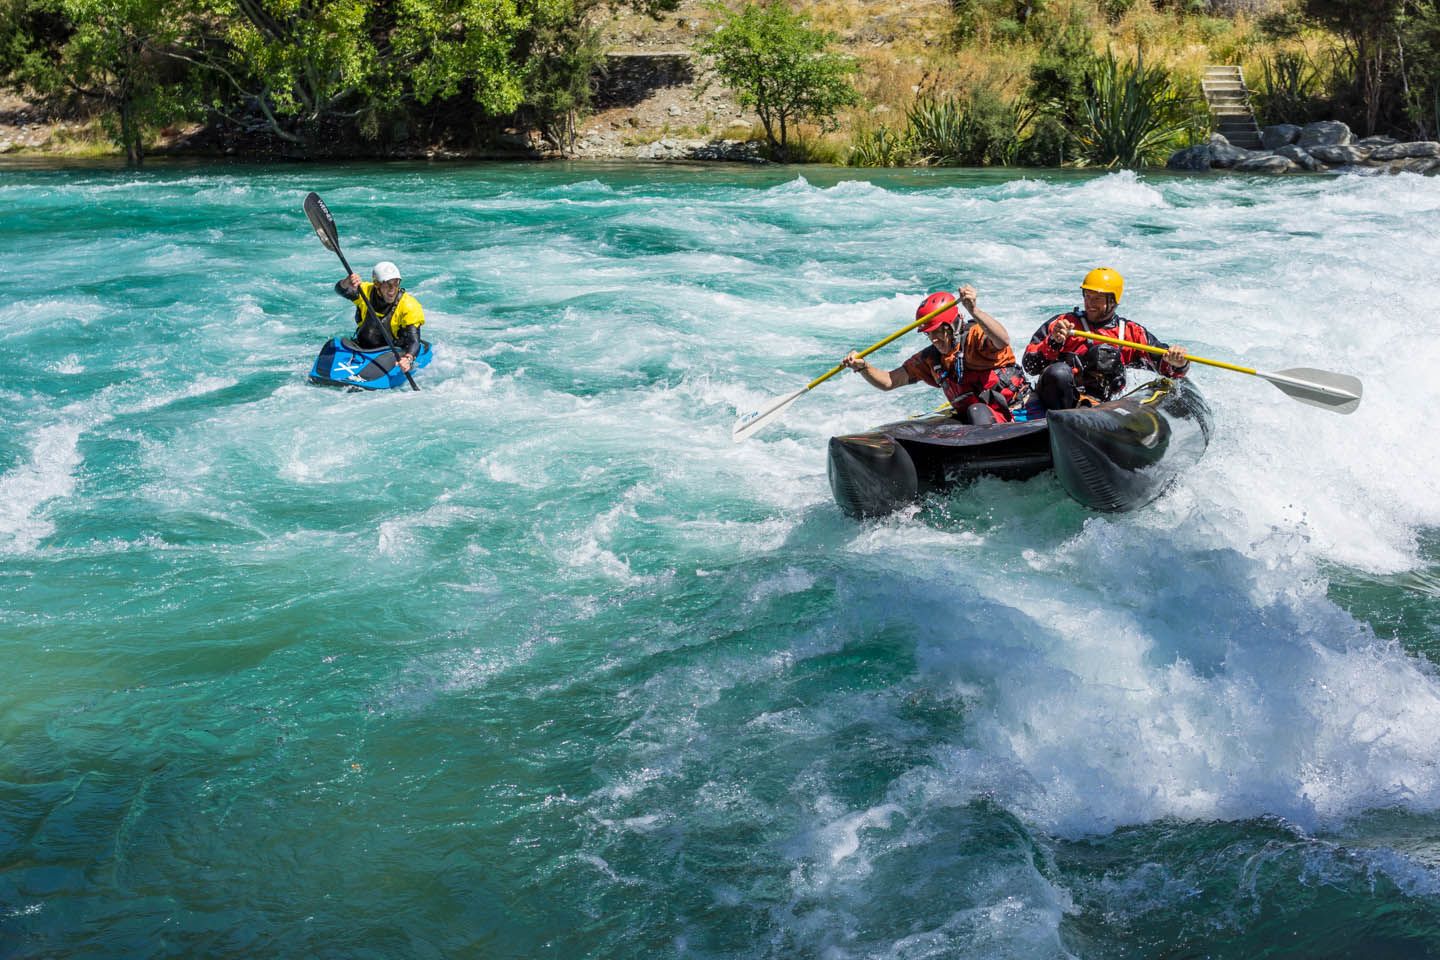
left=0, top=0, right=1308, bottom=166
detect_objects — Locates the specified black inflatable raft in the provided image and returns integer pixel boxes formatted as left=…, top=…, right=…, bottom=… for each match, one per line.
left=827, top=377, right=1212, bottom=517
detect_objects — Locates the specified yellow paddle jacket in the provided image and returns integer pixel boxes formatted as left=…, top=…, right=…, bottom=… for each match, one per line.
left=345, top=280, right=425, bottom=338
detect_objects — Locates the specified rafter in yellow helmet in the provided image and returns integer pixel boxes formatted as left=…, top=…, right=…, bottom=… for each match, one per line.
left=1081, top=267, right=1124, bottom=303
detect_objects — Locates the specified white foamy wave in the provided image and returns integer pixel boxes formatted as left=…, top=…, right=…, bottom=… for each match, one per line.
left=0, top=419, right=87, bottom=554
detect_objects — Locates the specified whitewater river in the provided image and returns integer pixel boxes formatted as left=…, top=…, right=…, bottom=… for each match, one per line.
left=3, top=161, right=1439, bottom=957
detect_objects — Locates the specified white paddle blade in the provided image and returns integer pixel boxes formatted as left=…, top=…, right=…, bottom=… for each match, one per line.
left=732, top=387, right=808, bottom=442
left=1265, top=367, right=1363, bottom=415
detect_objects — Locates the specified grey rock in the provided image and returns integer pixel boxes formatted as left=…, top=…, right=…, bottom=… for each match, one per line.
left=1234, top=154, right=1297, bottom=173
left=1260, top=123, right=1302, bottom=150
left=1207, top=134, right=1256, bottom=169
left=1384, top=156, right=1440, bottom=174
left=1297, top=120, right=1353, bottom=148
left=1274, top=144, right=1326, bottom=171
left=1355, top=135, right=1399, bottom=148
left=0, top=139, right=13, bottom=154
left=1366, top=140, right=1440, bottom=161
left=687, top=139, right=763, bottom=162
left=1166, top=143, right=1214, bottom=171
left=1309, top=143, right=1371, bottom=165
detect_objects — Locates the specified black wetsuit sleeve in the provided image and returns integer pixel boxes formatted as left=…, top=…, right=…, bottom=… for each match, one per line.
left=396, top=324, right=421, bottom=356
left=335, top=278, right=361, bottom=300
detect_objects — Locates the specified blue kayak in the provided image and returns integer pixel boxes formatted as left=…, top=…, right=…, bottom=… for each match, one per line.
left=308, top=336, right=433, bottom=390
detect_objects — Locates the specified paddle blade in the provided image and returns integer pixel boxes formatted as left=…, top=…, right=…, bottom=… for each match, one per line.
left=732, top=387, right=807, bottom=442
left=304, top=191, right=339, bottom=252
left=1265, top=367, right=1363, bottom=414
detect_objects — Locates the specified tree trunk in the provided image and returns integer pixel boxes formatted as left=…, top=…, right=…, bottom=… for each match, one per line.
left=120, top=95, right=143, bottom=167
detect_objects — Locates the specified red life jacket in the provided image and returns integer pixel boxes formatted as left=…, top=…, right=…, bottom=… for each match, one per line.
left=919, top=348, right=1029, bottom=421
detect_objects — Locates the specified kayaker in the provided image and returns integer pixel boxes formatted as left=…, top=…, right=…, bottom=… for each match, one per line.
left=336, top=261, right=425, bottom=373
left=1022, top=267, right=1189, bottom=411
left=840, top=285, right=1030, bottom=424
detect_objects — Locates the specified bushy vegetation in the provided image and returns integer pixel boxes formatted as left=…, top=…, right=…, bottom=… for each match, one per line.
left=1073, top=50, right=1202, bottom=166
left=843, top=0, right=1440, bottom=168
left=0, top=0, right=677, bottom=164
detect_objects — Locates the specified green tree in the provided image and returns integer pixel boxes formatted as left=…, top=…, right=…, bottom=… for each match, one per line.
left=1397, top=0, right=1440, bottom=138
left=699, top=0, right=858, bottom=160
left=1301, top=0, right=1405, bottom=135
left=0, top=0, right=683, bottom=159
left=2, top=0, right=211, bottom=164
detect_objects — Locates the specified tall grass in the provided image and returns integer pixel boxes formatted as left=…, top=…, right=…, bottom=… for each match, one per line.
left=1074, top=49, right=1201, bottom=167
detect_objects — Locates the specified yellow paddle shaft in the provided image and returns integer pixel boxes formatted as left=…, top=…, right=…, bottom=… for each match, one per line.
left=805, top=295, right=963, bottom=390
left=1069, top=329, right=1256, bottom=376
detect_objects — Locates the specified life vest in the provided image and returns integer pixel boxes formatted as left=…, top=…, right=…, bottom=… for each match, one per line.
left=1059, top=311, right=1136, bottom=401
left=348, top=281, right=425, bottom=339
left=920, top=339, right=1029, bottom=422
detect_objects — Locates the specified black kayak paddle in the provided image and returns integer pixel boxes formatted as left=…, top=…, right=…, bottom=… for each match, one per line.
left=303, top=191, right=419, bottom=392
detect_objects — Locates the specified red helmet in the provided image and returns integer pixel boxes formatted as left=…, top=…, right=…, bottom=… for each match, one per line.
left=916, top=291, right=959, bottom=333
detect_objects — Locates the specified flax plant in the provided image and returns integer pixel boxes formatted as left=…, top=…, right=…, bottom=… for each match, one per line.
left=906, top=89, right=1020, bottom=165
left=847, top=123, right=915, bottom=165
left=1074, top=49, right=1201, bottom=168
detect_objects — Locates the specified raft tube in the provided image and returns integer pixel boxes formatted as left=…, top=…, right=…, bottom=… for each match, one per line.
left=827, top=377, right=1211, bottom=518
left=308, top=336, right=433, bottom=390
left=1048, top=377, right=1212, bottom=512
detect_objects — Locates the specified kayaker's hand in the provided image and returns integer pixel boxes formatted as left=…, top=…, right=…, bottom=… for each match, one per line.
left=957, top=284, right=978, bottom=314
left=1049, top=317, right=1073, bottom=347
left=1164, top=345, right=1188, bottom=369
left=398, top=354, right=414, bottom=372
left=841, top=351, right=869, bottom=373
left=344, top=272, right=361, bottom=289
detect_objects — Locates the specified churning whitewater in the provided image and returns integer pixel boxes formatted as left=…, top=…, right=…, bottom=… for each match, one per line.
left=3, top=162, right=1440, bottom=957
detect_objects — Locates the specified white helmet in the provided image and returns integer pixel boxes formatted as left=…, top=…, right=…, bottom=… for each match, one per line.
left=372, top=261, right=401, bottom=283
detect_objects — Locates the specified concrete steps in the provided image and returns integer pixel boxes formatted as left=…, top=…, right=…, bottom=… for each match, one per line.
left=1201, top=65, right=1262, bottom=149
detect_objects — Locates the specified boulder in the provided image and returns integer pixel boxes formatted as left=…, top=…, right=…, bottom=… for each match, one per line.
left=1366, top=141, right=1440, bottom=161
left=1260, top=124, right=1302, bottom=150
left=1166, top=143, right=1214, bottom=171
left=1206, top=133, right=1256, bottom=169
left=1384, top=156, right=1440, bottom=174
left=687, top=139, right=763, bottom=162
left=1297, top=121, right=1353, bottom=148
left=1234, top=154, right=1297, bottom=173
left=1308, top=143, right=1371, bottom=165
left=1355, top=135, right=1398, bottom=148
left=1274, top=144, right=1326, bottom=171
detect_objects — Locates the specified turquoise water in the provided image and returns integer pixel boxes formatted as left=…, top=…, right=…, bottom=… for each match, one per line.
left=3, top=160, right=1440, bottom=958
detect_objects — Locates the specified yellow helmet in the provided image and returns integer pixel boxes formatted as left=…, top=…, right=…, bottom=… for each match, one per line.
left=1081, top=267, right=1124, bottom=303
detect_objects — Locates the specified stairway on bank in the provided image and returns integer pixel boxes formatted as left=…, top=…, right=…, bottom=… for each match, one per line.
left=1202, top=65, right=1262, bottom=149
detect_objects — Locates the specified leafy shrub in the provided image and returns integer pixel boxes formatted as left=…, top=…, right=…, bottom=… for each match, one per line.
left=906, top=88, right=1021, bottom=165
left=1252, top=51, right=1330, bottom=127
left=848, top=124, right=916, bottom=166
left=1073, top=49, right=1202, bottom=167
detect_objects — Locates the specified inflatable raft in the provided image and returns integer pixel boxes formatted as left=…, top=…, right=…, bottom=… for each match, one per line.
left=308, top=336, right=433, bottom=390
left=827, top=377, right=1212, bottom=517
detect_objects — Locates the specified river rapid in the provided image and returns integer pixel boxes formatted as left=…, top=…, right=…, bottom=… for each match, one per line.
left=3, top=161, right=1440, bottom=958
